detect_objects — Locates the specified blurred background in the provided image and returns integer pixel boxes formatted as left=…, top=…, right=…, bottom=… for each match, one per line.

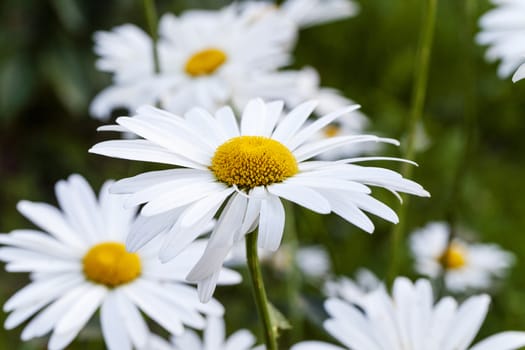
left=2, top=0, right=525, bottom=348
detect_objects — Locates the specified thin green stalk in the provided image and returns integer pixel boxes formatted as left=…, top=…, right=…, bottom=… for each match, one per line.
left=143, top=0, right=160, bottom=74
left=439, top=0, right=478, bottom=293
left=246, top=231, right=278, bottom=350
left=388, top=0, right=438, bottom=284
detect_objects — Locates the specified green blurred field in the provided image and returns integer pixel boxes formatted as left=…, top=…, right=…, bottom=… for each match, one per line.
left=1, top=0, right=525, bottom=348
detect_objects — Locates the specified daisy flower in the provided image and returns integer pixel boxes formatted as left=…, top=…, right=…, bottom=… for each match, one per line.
left=409, top=221, right=514, bottom=292
left=90, top=98, right=430, bottom=301
left=292, top=277, right=525, bottom=350
left=0, top=174, right=240, bottom=350
left=90, top=2, right=364, bottom=122
left=476, top=0, right=525, bottom=80
left=91, top=3, right=295, bottom=119
left=148, top=316, right=264, bottom=350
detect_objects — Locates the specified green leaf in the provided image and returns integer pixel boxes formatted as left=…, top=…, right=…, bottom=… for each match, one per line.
left=268, top=302, right=292, bottom=334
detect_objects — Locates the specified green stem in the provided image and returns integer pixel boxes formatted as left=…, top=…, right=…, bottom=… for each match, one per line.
left=439, top=0, right=478, bottom=293
left=143, top=0, right=160, bottom=74
left=246, top=231, right=278, bottom=350
left=388, top=0, right=438, bottom=284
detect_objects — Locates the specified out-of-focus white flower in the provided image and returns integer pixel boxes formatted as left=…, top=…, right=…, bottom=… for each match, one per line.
left=91, top=2, right=365, bottom=124
left=226, top=242, right=331, bottom=279
left=0, top=175, right=240, bottom=350
left=323, top=268, right=381, bottom=306
left=91, top=3, right=295, bottom=119
left=147, top=316, right=263, bottom=350
left=410, top=221, right=514, bottom=293
left=90, top=99, right=429, bottom=302
left=292, top=277, right=525, bottom=350
left=477, top=0, right=525, bottom=79
left=279, top=0, right=359, bottom=28
left=295, top=245, right=331, bottom=279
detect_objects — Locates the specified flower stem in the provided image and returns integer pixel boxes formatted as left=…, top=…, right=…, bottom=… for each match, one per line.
left=143, top=0, right=160, bottom=74
left=440, top=0, right=478, bottom=293
left=388, top=0, right=438, bottom=284
left=246, top=230, right=278, bottom=350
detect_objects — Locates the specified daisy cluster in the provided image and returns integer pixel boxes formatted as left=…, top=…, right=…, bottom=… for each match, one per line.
left=2, top=0, right=525, bottom=350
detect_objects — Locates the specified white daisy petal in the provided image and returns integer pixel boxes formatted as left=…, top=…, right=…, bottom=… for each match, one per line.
left=269, top=183, right=330, bottom=214
left=114, top=290, right=149, bottom=349
left=241, top=98, right=267, bottom=136
left=258, top=193, right=285, bottom=251
left=443, top=295, right=490, bottom=350
left=225, top=330, right=257, bottom=350
left=21, top=283, right=91, bottom=341
left=54, top=285, right=107, bottom=334
left=127, top=209, right=182, bottom=252
left=197, top=270, right=221, bottom=304
left=187, top=193, right=247, bottom=282
left=15, top=201, right=84, bottom=248
left=469, top=332, right=525, bottom=350
left=123, top=284, right=184, bottom=336
left=141, top=181, right=227, bottom=216
left=204, top=316, right=225, bottom=348
left=4, top=273, right=82, bottom=311
left=263, top=100, right=284, bottom=137
left=90, top=140, right=205, bottom=169
left=125, top=175, right=216, bottom=208
left=287, top=104, right=361, bottom=150
left=291, top=341, right=347, bottom=350
left=111, top=169, right=209, bottom=194
left=4, top=299, right=51, bottom=330
left=116, top=116, right=212, bottom=165
left=101, top=292, right=132, bottom=350
left=215, top=106, right=240, bottom=139
left=272, top=100, right=318, bottom=144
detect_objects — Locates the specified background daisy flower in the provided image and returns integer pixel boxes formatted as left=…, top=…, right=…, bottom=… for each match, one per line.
left=477, top=0, right=525, bottom=79
left=0, top=174, right=240, bottom=350
left=292, top=277, right=525, bottom=350
left=148, top=316, right=264, bottom=350
left=227, top=241, right=332, bottom=280
left=90, top=98, right=429, bottom=301
left=90, top=1, right=365, bottom=126
left=409, top=221, right=514, bottom=292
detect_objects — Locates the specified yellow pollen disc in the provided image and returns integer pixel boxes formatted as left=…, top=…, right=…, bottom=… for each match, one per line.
left=83, top=242, right=141, bottom=287
left=185, top=48, right=227, bottom=77
left=438, top=243, right=467, bottom=270
left=210, top=136, right=299, bottom=189
left=323, top=124, right=341, bottom=138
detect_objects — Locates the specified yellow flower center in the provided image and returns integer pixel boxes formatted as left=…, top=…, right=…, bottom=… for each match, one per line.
left=438, top=243, right=467, bottom=270
left=323, top=124, right=341, bottom=138
left=185, top=48, right=227, bottom=77
left=83, top=242, right=141, bottom=287
left=210, top=136, right=299, bottom=189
